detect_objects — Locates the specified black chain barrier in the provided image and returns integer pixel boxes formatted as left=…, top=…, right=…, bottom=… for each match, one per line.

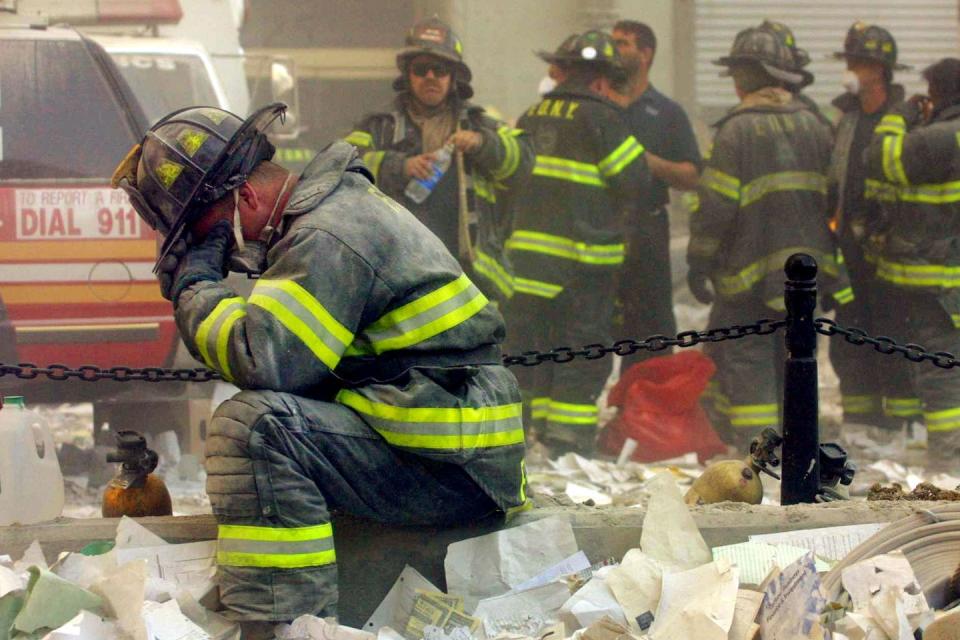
left=0, top=316, right=955, bottom=383
left=815, top=318, right=960, bottom=370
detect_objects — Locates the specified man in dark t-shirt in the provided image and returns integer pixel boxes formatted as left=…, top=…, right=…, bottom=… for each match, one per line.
left=612, top=20, right=702, bottom=346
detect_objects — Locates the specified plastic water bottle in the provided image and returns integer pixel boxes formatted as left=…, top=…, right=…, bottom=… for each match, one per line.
left=404, top=143, right=454, bottom=204
left=0, top=396, right=65, bottom=525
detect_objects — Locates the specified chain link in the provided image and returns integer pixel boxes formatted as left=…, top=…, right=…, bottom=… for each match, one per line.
left=500, top=318, right=786, bottom=367
left=11, top=316, right=951, bottom=382
left=0, top=362, right=224, bottom=383
left=814, top=318, right=960, bottom=369
left=0, top=319, right=789, bottom=382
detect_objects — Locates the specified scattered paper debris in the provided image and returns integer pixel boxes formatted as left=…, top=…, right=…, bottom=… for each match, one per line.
left=445, top=516, right=579, bottom=611
left=473, top=581, right=570, bottom=638
left=712, top=542, right=831, bottom=585
left=649, top=559, right=739, bottom=640
left=560, top=566, right=627, bottom=630
left=143, top=598, right=211, bottom=640
left=759, top=553, right=829, bottom=640
left=640, top=473, right=712, bottom=571
left=364, top=566, right=442, bottom=633
left=749, top=523, right=887, bottom=562
left=604, top=550, right=662, bottom=635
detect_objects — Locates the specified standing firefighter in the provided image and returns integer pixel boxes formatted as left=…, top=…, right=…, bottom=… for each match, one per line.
left=505, top=31, right=651, bottom=456
left=611, top=20, right=702, bottom=353
left=758, top=20, right=832, bottom=127
left=345, top=17, right=533, bottom=302
left=865, top=58, right=960, bottom=469
left=828, top=23, right=918, bottom=431
left=112, top=104, right=528, bottom=631
left=690, top=27, right=849, bottom=449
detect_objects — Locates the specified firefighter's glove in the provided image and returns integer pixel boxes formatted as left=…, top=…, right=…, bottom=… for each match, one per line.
left=168, top=220, right=233, bottom=305
left=687, top=270, right=715, bottom=305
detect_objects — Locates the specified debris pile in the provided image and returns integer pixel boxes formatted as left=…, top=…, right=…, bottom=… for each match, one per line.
left=3, top=474, right=960, bottom=639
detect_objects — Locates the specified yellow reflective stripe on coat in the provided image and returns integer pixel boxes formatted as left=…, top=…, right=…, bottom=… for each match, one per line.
left=716, top=247, right=840, bottom=297
left=474, top=250, right=514, bottom=298
left=474, top=176, right=497, bottom=204
left=884, top=397, right=923, bottom=418
left=739, top=171, right=827, bottom=207
left=881, top=135, right=910, bottom=186
left=195, top=297, right=246, bottom=382
left=875, top=114, right=906, bottom=136
left=336, top=389, right=525, bottom=449
left=925, top=407, right=960, bottom=432
left=875, top=259, right=960, bottom=288
left=217, top=523, right=336, bottom=569
left=345, top=130, right=373, bottom=148
left=514, top=276, right=563, bottom=299
left=701, top=167, right=741, bottom=200
left=363, top=151, right=385, bottom=181
left=248, top=280, right=354, bottom=371
left=492, top=125, right=522, bottom=181
left=832, top=287, right=855, bottom=305
left=898, top=180, right=960, bottom=204
left=506, top=230, right=625, bottom=265
left=546, top=400, right=598, bottom=426
left=359, top=273, right=488, bottom=353
left=864, top=178, right=898, bottom=202
left=532, top=155, right=604, bottom=187
left=597, top=135, right=644, bottom=178
left=728, top=403, right=779, bottom=428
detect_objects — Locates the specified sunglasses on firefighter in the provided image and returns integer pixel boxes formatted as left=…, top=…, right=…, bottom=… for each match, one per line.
left=410, top=60, right=453, bottom=78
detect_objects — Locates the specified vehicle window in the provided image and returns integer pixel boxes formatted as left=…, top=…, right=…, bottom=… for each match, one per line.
left=110, top=54, right=220, bottom=124
left=0, top=38, right=138, bottom=181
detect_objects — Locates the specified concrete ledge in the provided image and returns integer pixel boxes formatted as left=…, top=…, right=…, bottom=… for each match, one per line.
left=0, top=500, right=944, bottom=626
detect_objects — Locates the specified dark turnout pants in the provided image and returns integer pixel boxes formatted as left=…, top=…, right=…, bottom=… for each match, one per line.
left=881, top=289, right=960, bottom=465
left=830, top=243, right=918, bottom=425
left=505, top=269, right=616, bottom=455
left=205, top=390, right=501, bottom=621
left=618, top=208, right=677, bottom=348
left=702, top=295, right=784, bottom=448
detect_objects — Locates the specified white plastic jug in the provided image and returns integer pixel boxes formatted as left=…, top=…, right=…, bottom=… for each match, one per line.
left=0, top=396, right=65, bottom=525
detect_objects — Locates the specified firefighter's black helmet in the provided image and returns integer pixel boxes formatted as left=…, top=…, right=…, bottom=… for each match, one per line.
left=112, top=103, right=285, bottom=271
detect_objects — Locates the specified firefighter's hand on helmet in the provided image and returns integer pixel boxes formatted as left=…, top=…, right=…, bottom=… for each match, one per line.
left=157, top=236, right=189, bottom=301
left=167, top=220, right=233, bottom=305
left=687, top=269, right=715, bottom=305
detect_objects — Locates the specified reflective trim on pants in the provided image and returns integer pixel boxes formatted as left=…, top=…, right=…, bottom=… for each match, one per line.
left=924, top=407, right=960, bottom=432
left=842, top=394, right=882, bottom=416
left=728, top=403, right=779, bottom=429
left=546, top=400, right=598, bottom=427
left=884, top=397, right=923, bottom=418
left=217, top=523, right=336, bottom=569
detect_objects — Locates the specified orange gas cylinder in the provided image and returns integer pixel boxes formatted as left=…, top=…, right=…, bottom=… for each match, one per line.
left=102, top=430, right=172, bottom=518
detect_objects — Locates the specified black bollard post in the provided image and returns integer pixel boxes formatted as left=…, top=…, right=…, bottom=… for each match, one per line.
left=781, top=254, right=820, bottom=505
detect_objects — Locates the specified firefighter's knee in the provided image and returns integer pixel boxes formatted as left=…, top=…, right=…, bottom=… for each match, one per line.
left=204, top=390, right=290, bottom=518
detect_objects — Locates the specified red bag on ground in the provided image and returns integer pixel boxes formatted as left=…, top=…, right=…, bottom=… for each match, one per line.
left=598, top=350, right=727, bottom=463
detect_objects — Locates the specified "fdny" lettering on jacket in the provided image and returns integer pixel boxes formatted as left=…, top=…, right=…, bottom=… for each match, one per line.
left=526, top=99, right=580, bottom=120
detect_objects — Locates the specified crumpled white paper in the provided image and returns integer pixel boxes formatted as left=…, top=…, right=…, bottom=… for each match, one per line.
left=640, top=473, right=712, bottom=571
left=560, top=566, right=628, bottom=630
left=445, top=516, right=579, bottom=611
left=648, top=559, right=739, bottom=640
